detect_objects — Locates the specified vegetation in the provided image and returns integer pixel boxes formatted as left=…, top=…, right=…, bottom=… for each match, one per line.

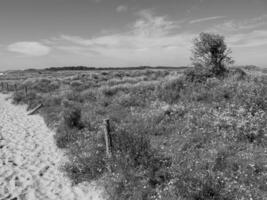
left=1, top=33, right=266, bottom=199
left=191, top=32, right=234, bottom=76
left=44, top=66, right=186, bottom=71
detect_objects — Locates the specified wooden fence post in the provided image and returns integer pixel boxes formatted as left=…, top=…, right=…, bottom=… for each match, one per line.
left=28, top=103, right=44, bottom=115
left=103, top=119, right=112, bottom=158
left=1, top=82, right=3, bottom=91
left=6, top=83, right=9, bottom=91
left=24, top=86, right=28, bottom=96
left=14, top=84, right=17, bottom=92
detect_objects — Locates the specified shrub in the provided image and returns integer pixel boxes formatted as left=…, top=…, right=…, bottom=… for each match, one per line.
left=44, top=95, right=62, bottom=106
left=80, top=89, right=97, bottom=102
left=12, top=91, right=25, bottom=104
left=164, top=103, right=267, bottom=200
left=115, top=93, right=145, bottom=107
left=65, top=91, right=84, bottom=103
left=227, top=67, right=247, bottom=80
left=8, top=67, right=266, bottom=200
left=63, top=130, right=107, bottom=183
left=184, top=65, right=214, bottom=83
left=61, top=100, right=83, bottom=129
left=25, top=92, right=43, bottom=110
left=55, top=100, right=83, bottom=148
left=55, top=125, right=80, bottom=148
left=70, top=80, right=83, bottom=88
left=157, top=78, right=185, bottom=104
left=70, top=80, right=94, bottom=91
left=101, top=86, right=121, bottom=96
left=23, top=78, right=60, bottom=93
left=104, top=121, right=171, bottom=200
left=191, top=32, right=234, bottom=76
left=61, top=116, right=171, bottom=199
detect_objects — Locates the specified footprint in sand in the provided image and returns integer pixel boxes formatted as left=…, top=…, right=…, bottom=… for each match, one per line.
left=0, top=94, right=105, bottom=200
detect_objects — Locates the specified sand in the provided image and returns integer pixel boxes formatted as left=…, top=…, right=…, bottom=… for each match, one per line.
left=0, top=94, right=104, bottom=200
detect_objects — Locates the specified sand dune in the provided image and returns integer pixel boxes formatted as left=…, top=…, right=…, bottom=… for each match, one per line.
left=0, top=94, right=104, bottom=200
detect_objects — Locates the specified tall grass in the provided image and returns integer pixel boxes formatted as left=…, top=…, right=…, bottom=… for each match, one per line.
left=8, top=68, right=267, bottom=199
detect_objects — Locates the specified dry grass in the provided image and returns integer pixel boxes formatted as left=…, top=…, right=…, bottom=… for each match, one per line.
left=1, top=67, right=266, bottom=200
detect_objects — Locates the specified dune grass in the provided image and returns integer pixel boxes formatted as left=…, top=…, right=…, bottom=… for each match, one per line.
left=4, top=67, right=267, bottom=199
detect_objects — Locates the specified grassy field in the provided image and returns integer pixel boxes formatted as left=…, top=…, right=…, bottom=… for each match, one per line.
left=1, top=66, right=266, bottom=200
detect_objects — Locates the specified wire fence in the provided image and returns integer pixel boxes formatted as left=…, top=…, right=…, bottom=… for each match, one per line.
left=0, top=82, right=22, bottom=93
left=0, top=81, right=114, bottom=161
left=0, top=81, right=73, bottom=97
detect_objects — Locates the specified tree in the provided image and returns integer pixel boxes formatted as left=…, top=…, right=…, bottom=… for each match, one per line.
left=191, top=32, right=234, bottom=75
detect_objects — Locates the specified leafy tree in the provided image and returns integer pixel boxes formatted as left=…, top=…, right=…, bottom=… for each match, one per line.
left=191, top=32, right=234, bottom=75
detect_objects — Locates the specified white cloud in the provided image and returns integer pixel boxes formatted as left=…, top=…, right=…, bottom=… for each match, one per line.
left=56, top=46, right=99, bottom=56
left=8, top=42, right=51, bottom=56
left=189, top=16, right=226, bottom=24
left=206, top=16, right=267, bottom=48
left=228, top=30, right=267, bottom=47
left=133, top=9, right=180, bottom=37
left=210, top=14, right=267, bottom=32
left=57, top=10, right=187, bottom=51
left=51, top=11, right=193, bottom=66
left=116, top=5, right=128, bottom=13
left=56, top=11, right=191, bottom=52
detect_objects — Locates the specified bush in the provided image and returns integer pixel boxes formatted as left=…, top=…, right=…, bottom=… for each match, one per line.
left=44, top=95, right=62, bottom=106
left=70, top=80, right=95, bottom=91
left=70, top=80, right=83, bottom=88
left=60, top=116, right=171, bottom=199
left=157, top=78, right=185, bottom=104
left=23, top=78, right=60, bottom=93
left=61, top=100, right=83, bottom=129
left=101, top=86, right=122, bottom=96
left=55, top=100, right=83, bottom=148
left=104, top=121, right=171, bottom=200
left=164, top=103, right=267, bottom=200
left=63, top=129, right=106, bottom=183
left=55, top=125, right=80, bottom=148
left=191, top=32, right=234, bottom=76
left=234, top=82, right=267, bottom=113
left=115, top=93, right=146, bottom=107
left=65, top=91, right=84, bottom=103
left=12, top=91, right=25, bottom=104
left=80, top=89, right=97, bottom=102
left=227, top=67, right=247, bottom=81
left=184, top=65, right=214, bottom=83
left=12, top=90, right=40, bottom=109
left=8, top=67, right=266, bottom=200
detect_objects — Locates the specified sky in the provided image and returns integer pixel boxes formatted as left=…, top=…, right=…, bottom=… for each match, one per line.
left=0, top=0, right=267, bottom=70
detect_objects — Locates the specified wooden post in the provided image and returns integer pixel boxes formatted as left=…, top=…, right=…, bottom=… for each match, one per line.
left=103, top=119, right=112, bottom=158
left=14, top=84, right=17, bottom=92
left=28, top=104, right=44, bottom=115
left=1, top=82, right=3, bottom=91
left=24, top=86, right=28, bottom=96
left=6, top=83, right=9, bottom=91
left=103, top=119, right=112, bottom=172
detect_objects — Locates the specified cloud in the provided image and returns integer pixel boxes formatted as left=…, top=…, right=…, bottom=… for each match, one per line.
left=8, top=42, right=51, bottom=56
left=189, top=16, right=226, bottom=24
left=116, top=5, right=128, bottom=13
left=228, top=30, right=267, bottom=47
left=50, top=11, right=193, bottom=66
left=56, top=46, right=99, bottom=56
left=132, top=9, right=180, bottom=37
left=56, top=10, right=190, bottom=51
left=57, top=10, right=186, bottom=50
left=210, top=14, right=267, bottom=32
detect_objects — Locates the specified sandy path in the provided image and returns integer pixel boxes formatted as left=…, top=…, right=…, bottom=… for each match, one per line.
left=0, top=94, right=104, bottom=200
